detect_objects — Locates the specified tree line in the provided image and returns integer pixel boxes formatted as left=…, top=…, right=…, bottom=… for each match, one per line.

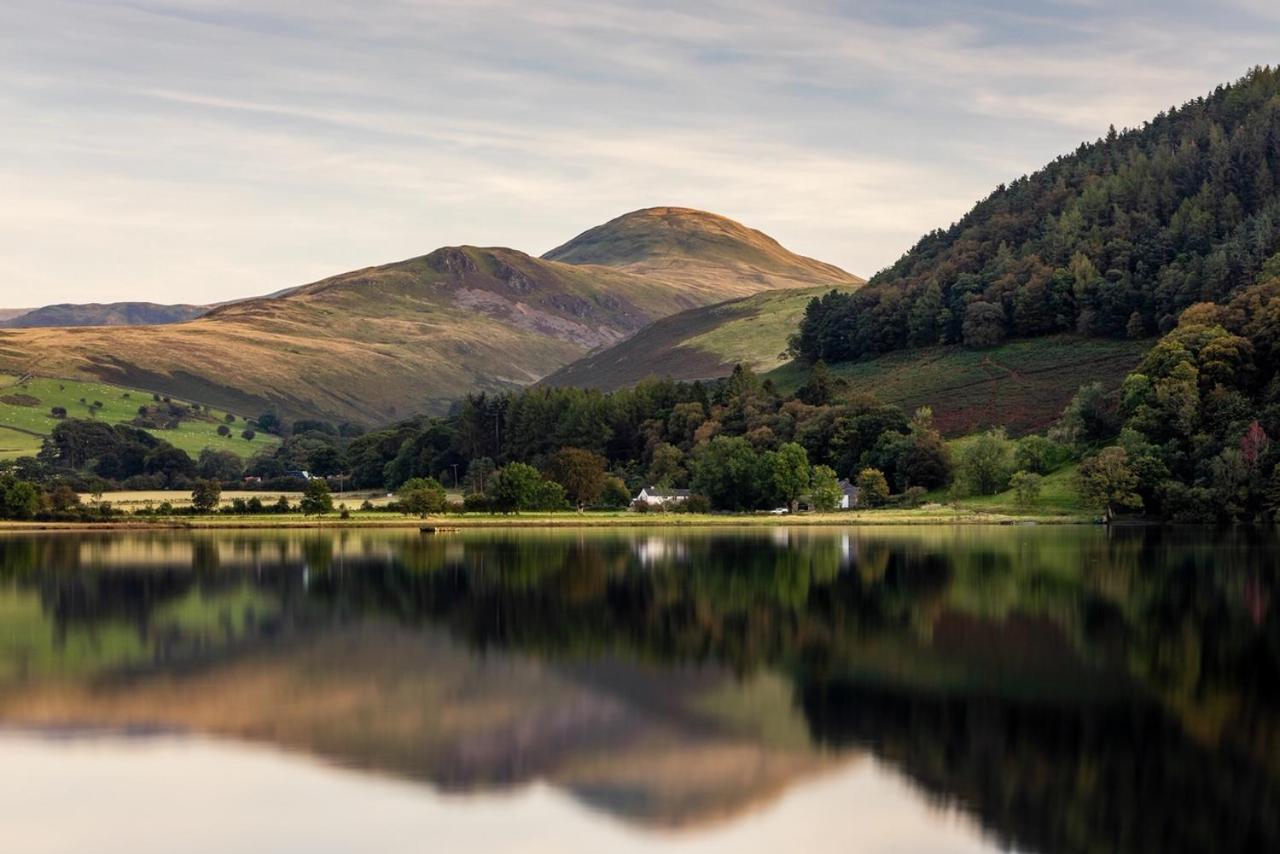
left=1, top=363, right=966, bottom=517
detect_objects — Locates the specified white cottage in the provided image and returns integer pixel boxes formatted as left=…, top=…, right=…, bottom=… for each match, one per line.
left=633, top=486, right=692, bottom=508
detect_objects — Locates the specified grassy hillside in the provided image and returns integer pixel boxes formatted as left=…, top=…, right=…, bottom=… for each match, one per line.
left=0, top=302, right=207, bottom=328
left=0, top=210, right=857, bottom=424
left=770, top=335, right=1149, bottom=436
left=544, top=285, right=857, bottom=390
left=0, top=374, right=276, bottom=460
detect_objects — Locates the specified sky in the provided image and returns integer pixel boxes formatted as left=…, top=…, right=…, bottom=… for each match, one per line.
left=2, top=1, right=1278, bottom=306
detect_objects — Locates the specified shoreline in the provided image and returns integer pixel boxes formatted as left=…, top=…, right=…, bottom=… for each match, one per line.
left=0, top=509, right=1096, bottom=532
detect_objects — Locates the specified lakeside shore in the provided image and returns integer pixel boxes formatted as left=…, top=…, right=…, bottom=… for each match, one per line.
left=0, top=507, right=1096, bottom=531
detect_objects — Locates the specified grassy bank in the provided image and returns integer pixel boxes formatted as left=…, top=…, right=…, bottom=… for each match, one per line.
left=0, top=505, right=1096, bottom=532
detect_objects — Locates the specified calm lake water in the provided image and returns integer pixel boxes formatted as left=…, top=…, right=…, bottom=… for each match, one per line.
left=0, top=526, right=1276, bottom=853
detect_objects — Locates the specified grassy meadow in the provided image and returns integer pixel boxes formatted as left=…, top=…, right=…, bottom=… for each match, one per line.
left=0, top=374, right=277, bottom=460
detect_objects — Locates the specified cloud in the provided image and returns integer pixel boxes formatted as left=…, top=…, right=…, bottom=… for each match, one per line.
left=0, top=0, right=1276, bottom=303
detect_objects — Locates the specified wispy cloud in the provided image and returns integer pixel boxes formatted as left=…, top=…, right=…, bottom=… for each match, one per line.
left=1, top=0, right=1276, bottom=303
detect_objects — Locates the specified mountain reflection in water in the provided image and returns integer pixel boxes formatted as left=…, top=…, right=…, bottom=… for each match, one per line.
left=0, top=527, right=1276, bottom=853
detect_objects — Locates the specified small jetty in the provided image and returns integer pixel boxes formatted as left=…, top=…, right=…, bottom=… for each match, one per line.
left=420, top=525, right=459, bottom=534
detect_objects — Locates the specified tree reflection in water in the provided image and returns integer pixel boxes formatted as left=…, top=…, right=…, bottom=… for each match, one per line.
left=0, top=526, right=1276, bottom=851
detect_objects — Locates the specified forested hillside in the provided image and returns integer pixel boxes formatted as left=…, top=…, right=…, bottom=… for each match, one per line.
left=796, top=67, right=1280, bottom=364
left=1099, top=260, right=1280, bottom=521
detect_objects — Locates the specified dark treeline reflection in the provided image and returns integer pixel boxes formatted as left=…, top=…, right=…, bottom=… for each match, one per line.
left=0, top=527, right=1278, bottom=852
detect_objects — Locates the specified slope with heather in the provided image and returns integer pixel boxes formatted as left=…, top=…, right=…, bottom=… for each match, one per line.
left=0, top=210, right=859, bottom=424
left=770, top=335, right=1149, bottom=436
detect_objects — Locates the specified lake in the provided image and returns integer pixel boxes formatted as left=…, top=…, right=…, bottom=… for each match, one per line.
left=0, top=526, right=1275, bottom=853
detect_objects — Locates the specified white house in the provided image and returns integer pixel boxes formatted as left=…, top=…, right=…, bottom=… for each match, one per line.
left=633, top=486, right=691, bottom=507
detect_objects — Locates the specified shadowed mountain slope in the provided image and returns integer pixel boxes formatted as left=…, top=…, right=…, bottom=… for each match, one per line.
left=543, top=285, right=858, bottom=391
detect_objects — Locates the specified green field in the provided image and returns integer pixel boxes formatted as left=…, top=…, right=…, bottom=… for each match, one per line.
left=0, top=425, right=42, bottom=458
left=0, top=374, right=278, bottom=460
left=769, top=335, right=1149, bottom=437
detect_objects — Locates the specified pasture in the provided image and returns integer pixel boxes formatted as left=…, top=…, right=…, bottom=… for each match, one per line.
left=0, top=374, right=278, bottom=460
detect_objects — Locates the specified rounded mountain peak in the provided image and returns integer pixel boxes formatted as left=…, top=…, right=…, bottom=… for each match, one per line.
left=542, top=207, right=861, bottom=287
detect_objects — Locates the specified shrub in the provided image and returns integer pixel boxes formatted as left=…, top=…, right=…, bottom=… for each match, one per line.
left=545, top=447, right=607, bottom=509
left=955, top=430, right=1013, bottom=496
left=462, top=493, right=490, bottom=513
left=0, top=474, right=40, bottom=520
left=1014, top=435, right=1070, bottom=474
left=398, top=477, right=447, bottom=517
left=598, top=476, right=632, bottom=509
left=241, top=429, right=256, bottom=441
left=300, top=480, right=334, bottom=516
left=191, top=479, right=222, bottom=513
left=1008, top=470, right=1043, bottom=508
left=217, top=424, right=231, bottom=437
left=856, top=467, right=891, bottom=507
left=683, top=494, right=712, bottom=513
left=808, top=465, right=843, bottom=511
left=1078, top=447, right=1142, bottom=515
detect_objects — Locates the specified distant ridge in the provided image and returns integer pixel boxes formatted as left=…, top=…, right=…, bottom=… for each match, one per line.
left=0, top=302, right=207, bottom=329
left=0, top=208, right=859, bottom=422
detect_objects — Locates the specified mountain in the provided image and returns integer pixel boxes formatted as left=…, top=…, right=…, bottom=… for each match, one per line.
left=543, top=285, right=858, bottom=391
left=0, top=301, right=208, bottom=328
left=795, top=67, right=1280, bottom=367
left=0, top=623, right=839, bottom=830
left=544, top=206, right=861, bottom=294
left=0, top=309, right=30, bottom=323
left=0, top=210, right=858, bottom=423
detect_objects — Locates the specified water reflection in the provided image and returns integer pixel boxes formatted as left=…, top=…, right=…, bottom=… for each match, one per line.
left=0, top=527, right=1277, bottom=853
